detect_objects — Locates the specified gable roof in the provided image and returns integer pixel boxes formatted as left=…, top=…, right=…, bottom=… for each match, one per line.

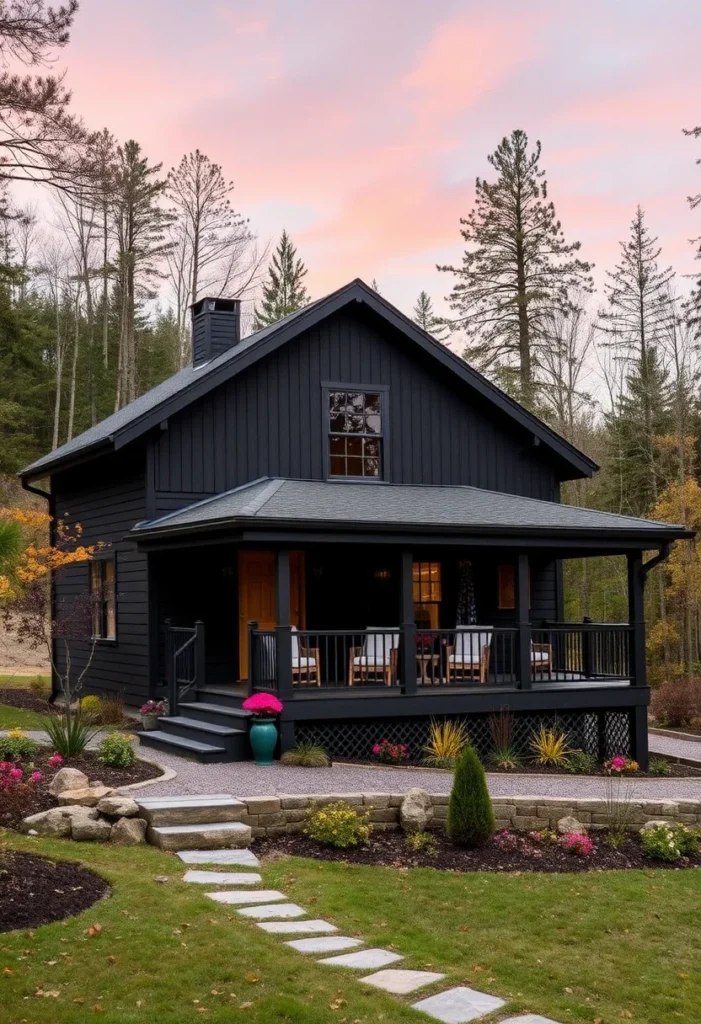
left=20, top=278, right=598, bottom=481
left=131, top=477, right=692, bottom=546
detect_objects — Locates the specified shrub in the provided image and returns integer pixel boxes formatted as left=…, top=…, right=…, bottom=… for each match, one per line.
left=650, top=678, right=701, bottom=727
left=562, top=832, right=594, bottom=857
left=42, top=712, right=98, bottom=757
left=530, top=726, right=570, bottom=766
left=0, top=728, right=40, bottom=761
left=28, top=675, right=49, bottom=695
left=486, top=745, right=522, bottom=771
left=640, top=823, right=699, bottom=862
left=80, top=694, right=103, bottom=721
left=96, top=732, right=136, bottom=768
left=446, top=745, right=495, bottom=848
left=372, top=738, right=408, bottom=764
left=603, top=775, right=637, bottom=846
left=649, top=756, right=672, bottom=776
left=406, top=831, right=437, bottom=856
left=98, top=696, right=127, bottom=725
left=304, top=801, right=372, bottom=848
left=486, top=709, right=521, bottom=769
left=422, top=719, right=469, bottom=769
left=529, top=828, right=559, bottom=844
left=280, top=742, right=330, bottom=767
left=564, top=749, right=598, bottom=774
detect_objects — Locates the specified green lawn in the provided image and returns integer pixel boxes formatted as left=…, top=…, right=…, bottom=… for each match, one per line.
left=0, top=703, right=45, bottom=729
left=0, top=673, right=50, bottom=689
left=1, top=834, right=699, bottom=1024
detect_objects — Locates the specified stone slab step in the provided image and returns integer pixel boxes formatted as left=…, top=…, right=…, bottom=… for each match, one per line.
left=500, top=1017, right=562, bottom=1024
left=138, top=730, right=228, bottom=763
left=137, top=795, right=246, bottom=827
left=286, top=936, right=363, bottom=955
left=207, top=889, right=286, bottom=905
left=361, top=969, right=446, bottom=995
left=176, top=849, right=260, bottom=867
left=183, top=870, right=262, bottom=885
left=318, top=949, right=403, bottom=970
left=257, top=919, right=338, bottom=935
left=411, top=986, right=506, bottom=1022
left=147, top=820, right=251, bottom=851
left=237, top=903, right=307, bottom=920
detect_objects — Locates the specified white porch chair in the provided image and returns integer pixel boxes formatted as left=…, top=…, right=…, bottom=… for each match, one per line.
left=290, top=626, right=321, bottom=686
left=446, top=627, right=493, bottom=684
left=348, top=628, right=400, bottom=687
left=531, top=641, right=552, bottom=675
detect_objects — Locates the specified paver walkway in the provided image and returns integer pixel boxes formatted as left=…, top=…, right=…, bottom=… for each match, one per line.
left=176, top=833, right=562, bottom=1023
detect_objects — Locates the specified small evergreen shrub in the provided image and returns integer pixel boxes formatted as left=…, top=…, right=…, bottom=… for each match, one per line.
left=280, top=742, right=330, bottom=767
left=304, top=801, right=372, bottom=848
left=564, top=749, right=598, bottom=774
left=96, top=732, right=136, bottom=768
left=0, top=729, right=41, bottom=761
left=446, top=745, right=496, bottom=848
left=649, top=756, right=672, bottom=776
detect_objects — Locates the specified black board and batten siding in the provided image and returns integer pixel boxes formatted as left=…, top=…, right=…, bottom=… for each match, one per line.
left=152, top=307, right=560, bottom=508
left=51, top=451, right=151, bottom=704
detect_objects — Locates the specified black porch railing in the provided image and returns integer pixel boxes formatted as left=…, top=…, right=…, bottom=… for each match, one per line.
left=164, top=619, right=206, bottom=715
left=248, top=621, right=634, bottom=695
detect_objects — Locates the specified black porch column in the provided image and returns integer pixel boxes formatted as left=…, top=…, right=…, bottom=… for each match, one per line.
left=276, top=549, right=294, bottom=702
left=400, top=550, right=417, bottom=695
left=515, top=552, right=531, bottom=689
left=627, top=552, right=646, bottom=688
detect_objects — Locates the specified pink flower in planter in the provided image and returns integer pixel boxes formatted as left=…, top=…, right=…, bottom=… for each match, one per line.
left=48, top=753, right=63, bottom=766
left=30, top=771, right=42, bottom=783
left=242, top=692, right=284, bottom=717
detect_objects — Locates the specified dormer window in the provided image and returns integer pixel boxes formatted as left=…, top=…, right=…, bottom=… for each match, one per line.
left=328, top=390, right=383, bottom=478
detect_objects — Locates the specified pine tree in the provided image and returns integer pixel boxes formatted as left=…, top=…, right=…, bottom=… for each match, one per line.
left=438, top=129, right=592, bottom=408
left=253, top=230, right=308, bottom=329
left=370, top=278, right=381, bottom=293
left=446, top=745, right=495, bottom=847
left=683, top=125, right=701, bottom=338
left=412, top=290, right=448, bottom=340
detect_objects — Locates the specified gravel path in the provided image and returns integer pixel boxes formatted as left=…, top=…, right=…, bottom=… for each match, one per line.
left=9, top=729, right=701, bottom=801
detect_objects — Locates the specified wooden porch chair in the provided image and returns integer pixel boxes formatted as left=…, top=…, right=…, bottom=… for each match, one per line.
left=446, top=627, right=493, bottom=684
left=290, top=626, right=321, bottom=686
left=348, top=628, right=400, bottom=687
left=531, top=641, right=552, bottom=676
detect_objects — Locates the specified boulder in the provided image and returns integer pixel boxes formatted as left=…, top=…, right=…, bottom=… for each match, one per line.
left=640, top=819, right=672, bottom=833
left=557, top=816, right=587, bottom=835
left=71, top=816, right=113, bottom=842
left=57, top=804, right=99, bottom=821
left=21, top=808, right=73, bottom=838
left=97, top=795, right=140, bottom=818
left=48, top=766, right=89, bottom=797
left=57, top=785, right=114, bottom=807
left=400, top=788, right=433, bottom=834
left=111, top=816, right=148, bottom=846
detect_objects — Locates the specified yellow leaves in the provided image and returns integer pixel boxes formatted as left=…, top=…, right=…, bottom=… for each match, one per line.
left=85, top=923, right=103, bottom=938
left=0, top=507, right=51, bottom=530
left=35, top=988, right=61, bottom=998
left=244, top=973, right=260, bottom=983
left=329, top=997, right=347, bottom=1010
left=3, top=966, right=14, bottom=976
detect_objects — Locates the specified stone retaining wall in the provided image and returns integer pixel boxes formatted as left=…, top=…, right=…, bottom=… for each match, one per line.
left=238, top=793, right=701, bottom=838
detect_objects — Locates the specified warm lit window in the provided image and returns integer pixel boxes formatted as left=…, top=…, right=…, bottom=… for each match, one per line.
left=328, top=390, right=382, bottom=478
left=91, top=558, right=116, bottom=639
left=413, top=561, right=442, bottom=628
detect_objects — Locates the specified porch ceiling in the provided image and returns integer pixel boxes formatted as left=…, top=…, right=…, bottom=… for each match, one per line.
left=131, top=477, right=693, bottom=549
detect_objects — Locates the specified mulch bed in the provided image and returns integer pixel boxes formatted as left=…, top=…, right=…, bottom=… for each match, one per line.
left=254, top=829, right=701, bottom=873
left=0, top=687, right=59, bottom=714
left=0, top=851, right=109, bottom=932
left=0, top=750, right=163, bottom=832
left=343, top=757, right=701, bottom=778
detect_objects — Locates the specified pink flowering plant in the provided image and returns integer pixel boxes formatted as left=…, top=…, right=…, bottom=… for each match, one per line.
left=48, top=753, right=63, bottom=766
left=604, top=755, right=639, bottom=775
left=242, top=692, right=284, bottom=718
left=372, top=738, right=409, bottom=764
left=140, top=700, right=167, bottom=716
left=562, top=832, right=594, bottom=857
left=0, top=760, right=42, bottom=815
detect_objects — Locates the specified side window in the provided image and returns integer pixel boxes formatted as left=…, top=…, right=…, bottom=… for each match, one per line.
left=90, top=557, right=116, bottom=639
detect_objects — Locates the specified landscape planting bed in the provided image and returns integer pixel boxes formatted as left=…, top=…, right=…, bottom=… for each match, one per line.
left=0, top=851, right=110, bottom=932
left=255, top=829, right=701, bottom=873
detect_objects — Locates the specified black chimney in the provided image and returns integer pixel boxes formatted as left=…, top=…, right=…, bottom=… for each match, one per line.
left=191, top=297, right=241, bottom=367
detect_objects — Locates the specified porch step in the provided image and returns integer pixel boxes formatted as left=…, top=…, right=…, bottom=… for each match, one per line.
left=138, top=730, right=228, bottom=763
left=147, top=820, right=252, bottom=852
left=136, top=794, right=246, bottom=827
left=180, top=701, right=252, bottom=730
left=159, top=715, right=250, bottom=759
left=197, top=686, right=248, bottom=709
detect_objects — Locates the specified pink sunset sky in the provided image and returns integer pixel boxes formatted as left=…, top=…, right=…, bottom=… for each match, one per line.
left=53, top=0, right=701, bottom=321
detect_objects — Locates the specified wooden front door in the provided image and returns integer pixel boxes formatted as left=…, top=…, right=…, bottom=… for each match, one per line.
left=238, top=550, right=305, bottom=679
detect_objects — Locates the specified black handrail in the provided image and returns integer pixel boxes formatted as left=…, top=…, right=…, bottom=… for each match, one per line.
left=164, top=620, right=205, bottom=715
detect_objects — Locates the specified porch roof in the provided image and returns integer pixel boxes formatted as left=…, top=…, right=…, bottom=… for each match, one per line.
left=131, top=477, right=693, bottom=547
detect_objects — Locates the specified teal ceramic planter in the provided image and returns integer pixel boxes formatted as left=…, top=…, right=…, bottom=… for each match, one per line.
left=249, top=717, right=278, bottom=766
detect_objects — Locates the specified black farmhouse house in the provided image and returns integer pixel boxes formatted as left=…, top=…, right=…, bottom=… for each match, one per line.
left=20, top=280, right=693, bottom=765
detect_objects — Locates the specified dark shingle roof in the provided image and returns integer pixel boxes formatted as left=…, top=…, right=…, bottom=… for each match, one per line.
left=131, top=478, right=692, bottom=543
left=20, top=279, right=598, bottom=481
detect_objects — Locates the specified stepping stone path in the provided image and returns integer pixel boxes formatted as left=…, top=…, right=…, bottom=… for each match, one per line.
left=170, top=792, right=566, bottom=1024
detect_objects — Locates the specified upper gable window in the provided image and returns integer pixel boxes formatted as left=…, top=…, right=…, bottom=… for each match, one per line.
left=328, top=390, right=382, bottom=478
